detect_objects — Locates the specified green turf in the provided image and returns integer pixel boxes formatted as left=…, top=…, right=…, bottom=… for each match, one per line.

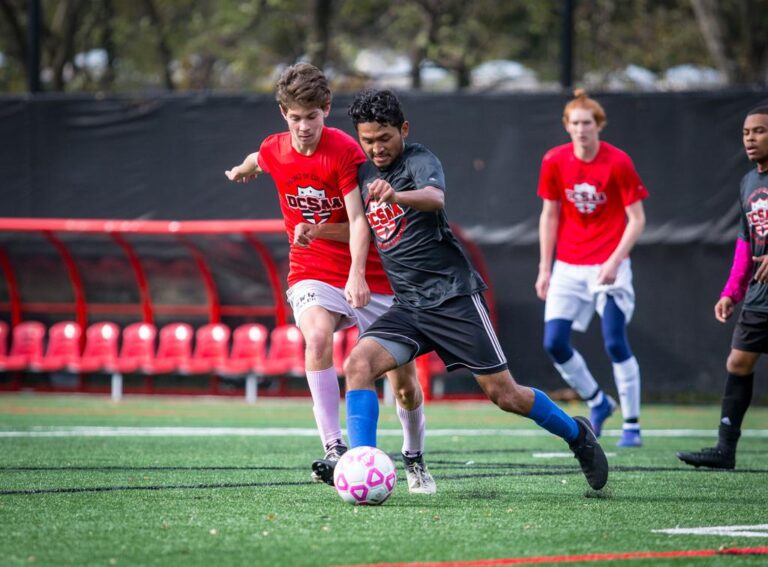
left=1, top=394, right=767, bottom=566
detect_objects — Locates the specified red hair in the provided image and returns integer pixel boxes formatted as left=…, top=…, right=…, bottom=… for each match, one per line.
left=563, top=89, right=607, bottom=128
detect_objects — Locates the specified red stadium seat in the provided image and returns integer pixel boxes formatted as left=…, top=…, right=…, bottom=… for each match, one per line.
left=70, top=322, right=120, bottom=373
left=114, top=322, right=157, bottom=373
left=344, top=326, right=359, bottom=360
left=181, top=323, right=231, bottom=374
left=260, top=324, right=305, bottom=377
left=144, top=323, right=193, bottom=374
left=217, top=323, right=268, bottom=376
left=426, top=351, right=447, bottom=376
left=332, top=330, right=346, bottom=375
left=1, top=321, right=46, bottom=371
left=0, top=321, right=8, bottom=358
left=32, top=321, right=82, bottom=372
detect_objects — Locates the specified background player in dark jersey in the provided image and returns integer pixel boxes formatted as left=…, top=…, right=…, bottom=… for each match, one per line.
left=315, top=88, right=609, bottom=493
left=536, top=90, right=648, bottom=448
left=678, top=106, right=768, bottom=470
left=224, top=65, right=434, bottom=493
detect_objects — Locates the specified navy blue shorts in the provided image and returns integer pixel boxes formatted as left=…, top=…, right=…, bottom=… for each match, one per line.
left=732, top=308, right=768, bottom=353
left=360, top=293, right=508, bottom=374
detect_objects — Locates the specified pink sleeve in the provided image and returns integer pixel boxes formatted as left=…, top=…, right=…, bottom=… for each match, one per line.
left=721, top=238, right=753, bottom=304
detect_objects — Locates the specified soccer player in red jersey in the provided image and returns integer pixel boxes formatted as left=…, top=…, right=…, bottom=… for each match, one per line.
left=225, top=64, right=434, bottom=492
left=536, top=90, right=648, bottom=447
left=678, top=107, right=768, bottom=469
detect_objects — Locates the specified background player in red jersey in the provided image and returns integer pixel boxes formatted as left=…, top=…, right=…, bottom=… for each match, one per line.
left=678, top=106, right=768, bottom=470
left=224, top=64, right=434, bottom=493
left=536, top=90, right=648, bottom=448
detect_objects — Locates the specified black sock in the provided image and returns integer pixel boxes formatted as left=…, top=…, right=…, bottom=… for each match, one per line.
left=717, top=372, right=754, bottom=452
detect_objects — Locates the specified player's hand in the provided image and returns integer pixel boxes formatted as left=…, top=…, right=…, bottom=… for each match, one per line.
left=367, top=179, right=397, bottom=205
left=596, top=259, right=620, bottom=286
left=535, top=270, right=550, bottom=300
left=224, top=164, right=259, bottom=183
left=753, top=255, right=768, bottom=283
left=345, top=273, right=371, bottom=309
left=294, top=223, right=318, bottom=248
left=714, top=296, right=734, bottom=323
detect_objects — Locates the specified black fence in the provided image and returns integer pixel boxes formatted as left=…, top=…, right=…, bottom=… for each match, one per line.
left=2, top=90, right=768, bottom=402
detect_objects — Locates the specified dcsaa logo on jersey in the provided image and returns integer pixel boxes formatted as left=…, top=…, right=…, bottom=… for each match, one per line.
left=285, top=185, right=343, bottom=224
left=367, top=200, right=406, bottom=242
left=746, top=187, right=768, bottom=242
left=566, top=182, right=607, bottom=214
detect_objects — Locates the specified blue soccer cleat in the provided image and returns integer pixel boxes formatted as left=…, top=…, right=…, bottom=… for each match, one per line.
left=589, top=394, right=617, bottom=438
left=617, top=428, right=642, bottom=448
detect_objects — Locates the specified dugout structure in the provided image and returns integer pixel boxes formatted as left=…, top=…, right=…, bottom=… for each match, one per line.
left=0, top=217, right=496, bottom=400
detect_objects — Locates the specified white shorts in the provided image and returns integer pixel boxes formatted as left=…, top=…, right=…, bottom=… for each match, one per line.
left=544, top=259, right=636, bottom=332
left=286, top=279, right=394, bottom=333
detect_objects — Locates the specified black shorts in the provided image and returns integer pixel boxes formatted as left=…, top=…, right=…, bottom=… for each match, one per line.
left=360, top=293, right=508, bottom=374
left=732, top=308, right=768, bottom=353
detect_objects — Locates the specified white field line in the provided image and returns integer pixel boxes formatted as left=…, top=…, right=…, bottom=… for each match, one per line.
left=533, top=452, right=617, bottom=458
left=653, top=524, right=768, bottom=538
left=0, top=427, right=766, bottom=438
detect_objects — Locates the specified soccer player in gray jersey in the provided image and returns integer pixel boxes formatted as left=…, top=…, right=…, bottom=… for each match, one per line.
left=315, top=88, right=610, bottom=493
left=678, top=106, right=768, bottom=470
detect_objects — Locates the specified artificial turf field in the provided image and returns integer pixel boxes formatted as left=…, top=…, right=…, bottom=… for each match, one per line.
left=1, top=394, right=767, bottom=566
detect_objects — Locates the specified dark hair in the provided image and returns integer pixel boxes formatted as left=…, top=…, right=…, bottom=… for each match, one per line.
left=747, top=106, right=768, bottom=117
left=348, top=89, right=405, bottom=129
left=275, top=63, right=331, bottom=111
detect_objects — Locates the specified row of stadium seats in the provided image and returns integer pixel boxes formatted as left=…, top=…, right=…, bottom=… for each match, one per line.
left=0, top=320, right=363, bottom=402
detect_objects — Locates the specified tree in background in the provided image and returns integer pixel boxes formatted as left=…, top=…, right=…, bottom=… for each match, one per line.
left=0, top=0, right=766, bottom=93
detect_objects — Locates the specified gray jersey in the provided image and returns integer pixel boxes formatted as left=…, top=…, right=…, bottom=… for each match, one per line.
left=739, top=168, right=768, bottom=311
left=358, top=143, right=486, bottom=308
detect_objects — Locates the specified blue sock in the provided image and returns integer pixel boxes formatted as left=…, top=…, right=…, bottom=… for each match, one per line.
left=528, top=388, right=579, bottom=442
left=345, top=389, right=379, bottom=448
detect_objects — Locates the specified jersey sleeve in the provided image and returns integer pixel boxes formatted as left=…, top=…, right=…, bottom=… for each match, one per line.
left=256, top=136, right=275, bottom=174
left=409, top=148, right=446, bottom=191
left=339, top=140, right=366, bottom=197
left=738, top=200, right=751, bottom=242
left=616, top=154, right=649, bottom=207
left=537, top=151, right=561, bottom=201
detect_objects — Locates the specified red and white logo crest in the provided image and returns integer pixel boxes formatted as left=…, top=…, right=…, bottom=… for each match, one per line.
left=367, top=200, right=405, bottom=242
left=565, top=182, right=607, bottom=214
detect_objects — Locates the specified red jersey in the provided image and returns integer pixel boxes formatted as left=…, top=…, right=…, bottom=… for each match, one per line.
left=257, top=127, right=391, bottom=293
left=537, top=141, right=648, bottom=265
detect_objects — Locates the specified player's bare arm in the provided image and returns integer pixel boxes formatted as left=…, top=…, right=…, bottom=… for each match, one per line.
left=367, top=179, right=444, bottom=211
left=344, top=187, right=371, bottom=309
left=536, top=199, right=560, bottom=300
left=597, top=200, right=646, bottom=285
left=293, top=222, right=350, bottom=248
left=224, top=152, right=263, bottom=183
left=714, top=296, right=735, bottom=323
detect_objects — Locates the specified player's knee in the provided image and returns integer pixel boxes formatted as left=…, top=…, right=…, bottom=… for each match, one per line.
left=393, top=381, right=419, bottom=407
left=343, top=351, right=375, bottom=388
left=726, top=352, right=755, bottom=375
left=303, top=327, right=332, bottom=362
left=604, top=337, right=631, bottom=363
left=543, top=333, right=571, bottom=363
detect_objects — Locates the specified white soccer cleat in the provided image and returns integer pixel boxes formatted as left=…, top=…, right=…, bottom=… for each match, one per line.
left=403, top=453, right=437, bottom=495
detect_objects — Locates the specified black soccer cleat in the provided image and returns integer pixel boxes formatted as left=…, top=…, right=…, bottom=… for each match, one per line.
left=569, top=416, right=609, bottom=490
left=310, top=443, right=347, bottom=486
left=676, top=447, right=735, bottom=470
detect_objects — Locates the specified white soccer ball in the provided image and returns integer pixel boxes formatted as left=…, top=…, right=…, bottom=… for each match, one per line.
left=334, top=446, right=397, bottom=505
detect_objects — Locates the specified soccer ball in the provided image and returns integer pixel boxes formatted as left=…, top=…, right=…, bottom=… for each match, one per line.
left=333, top=446, right=396, bottom=505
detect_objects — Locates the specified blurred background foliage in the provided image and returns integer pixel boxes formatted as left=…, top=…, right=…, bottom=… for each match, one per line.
left=0, top=0, right=766, bottom=93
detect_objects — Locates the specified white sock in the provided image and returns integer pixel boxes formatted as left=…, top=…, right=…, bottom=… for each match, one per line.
left=396, top=402, right=425, bottom=456
left=613, top=356, right=641, bottom=422
left=554, top=351, right=600, bottom=403
left=305, top=367, right=343, bottom=450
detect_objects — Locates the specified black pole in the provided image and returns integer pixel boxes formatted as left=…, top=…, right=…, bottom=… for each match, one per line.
left=561, top=0, right=574, bottom=90
left=27, top=0, right=41, bottom=92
